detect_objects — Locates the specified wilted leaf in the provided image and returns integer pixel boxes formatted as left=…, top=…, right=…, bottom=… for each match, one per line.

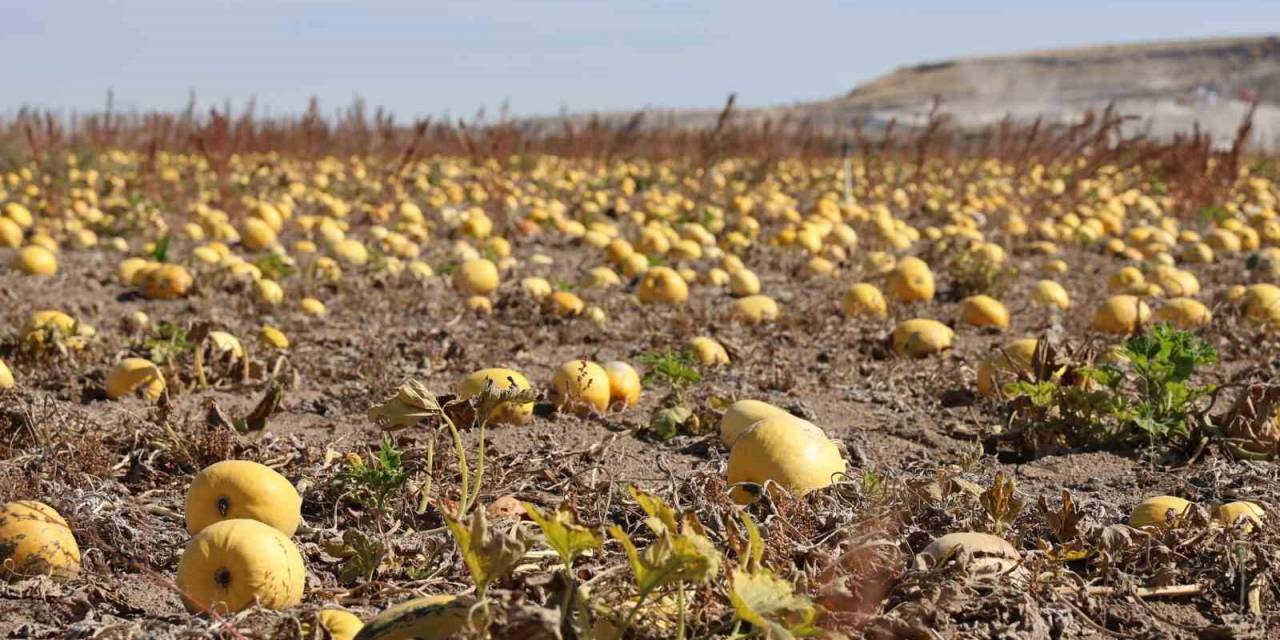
left=444, top=507, right=528, bottom=591
left=730, top=569, right=820, bottom=639
left=523, top=502, right=602, bottom=567
left=335, top=529, right=386, bottom=586
left=238, top=382, right=282, bottom=433
left=739, top=512, right=765, bottom=571
left=627, top=485, right=678, bottom=536
left=367, top=379, right=441, bottom=430
left=609, top=524, right=721, bottom=593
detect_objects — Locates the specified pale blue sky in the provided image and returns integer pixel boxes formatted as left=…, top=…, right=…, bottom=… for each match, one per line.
left=1, top=1, right=1276, bottom=118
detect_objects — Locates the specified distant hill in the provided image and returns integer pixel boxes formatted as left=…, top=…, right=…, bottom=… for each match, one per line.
left=537, top=35, right=1280, bottom=148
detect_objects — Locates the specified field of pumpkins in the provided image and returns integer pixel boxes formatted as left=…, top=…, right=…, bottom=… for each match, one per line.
left=2, top=112, right=1280, bottom=638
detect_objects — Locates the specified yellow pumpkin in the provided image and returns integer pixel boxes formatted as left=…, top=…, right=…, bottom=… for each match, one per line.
left=140, top=264, right=193, bottom=300
left=307, top=609, right=364, bottom=640
left=891, top=318, right=954, bottom=357
left=602, top=361, right=642, bottom=409
left=886, top=256, right=935, bottom=303
left=1030, top=280, right=1070, bottom=310
left=637, top=266, right=688, bottom=305
left=732, top=294, right=779, bottom=325
left=106, top=358, right=166, bottom=400
left=300, top=297, right=328, bottom=317
left=453, top=258, right=499, bottom=296
left=0, top=501, right=80, bottom=578
left=241, top=218, right=277, bottom=251
left=185, top=460, right=302, bottom=536
left=976, top=338, right=1038, bottom=397
left=355, top=595, right=474, bottom=640
left=920, top=532, right=1020, bottom=576
left=719, top=399, right=823, bottom=447
left=1153, top=298, right=1212, bottom=329
left=249, top=279, right=282, bottom=306
left=841, top=283, right=887, bottom=319
left=545, top=291, right=585, bottom=317
left=726, top=416, right=845, bottom=504
left=584, top=266, right=622, bottom=289
left=1107, top=266, right=1145, bottom=292
left=520, top=277, right=552, bottom=300
left=1215, top=501, right=1264, bottom=530
left=728, top=269, right=760, bottom=297
left=260, top=326, right=289, bottom=350
left=689, top=336, right=730, bottom=366
left=1129, top=495, right=1192, bottom=529
left=456, top=368, right=535, bottom=424
left=118, top=257, right=153, bottom=284
left=1241, top=284, right=1280, bottom=322
left=13, top=245, right=57, bottom=275
left=550, top=360, right=611, bottom=415
left=0, top=358, right=13, bottom=389
left=1091, top=295, right=1151, bottom=334
left=176, top=518, right=305, bottom=613
left=959, top=295, right=1010, bottom=329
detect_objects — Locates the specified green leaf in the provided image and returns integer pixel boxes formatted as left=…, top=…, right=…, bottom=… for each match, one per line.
left=522, top=502, right=602, bottom=566
left=443, top=507, right=528, bottom=592
left=730, top=569, right=821, bottom=639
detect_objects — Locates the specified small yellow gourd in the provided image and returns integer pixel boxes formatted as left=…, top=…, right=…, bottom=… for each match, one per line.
left=185, top=460, right=302, bottom=536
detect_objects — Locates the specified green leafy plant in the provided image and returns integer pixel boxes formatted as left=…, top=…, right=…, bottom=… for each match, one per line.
left=150, top=233, right=171, bottom=263
left=1001, top=325, right=1217, bottom=454
left=638, top=349, right=702, bottom=399
left=333, top=528, right=387, bottom=586
left=144, top=321, right=195, bottom=366
left=338, top=435, right=409, bottom=518
left=1113, top=323, right=1217, bottom=444
left=253, top=251, right=294, bottom=281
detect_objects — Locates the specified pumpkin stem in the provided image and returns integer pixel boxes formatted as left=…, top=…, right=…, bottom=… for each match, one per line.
left=217, top=496, right=230, bottom=517
left=214, top=567, right=231, bottom=587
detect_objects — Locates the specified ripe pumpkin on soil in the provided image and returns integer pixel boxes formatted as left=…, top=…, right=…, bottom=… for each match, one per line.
left=306, top=609, right=364, bottom=640
left=841, top=283, right=887, bottom=318
left=1129, top=495, right=1192, bottom=529
left=733, top=294, right=779, bottom=324
left=106, top=357, right=166, bottom=400
left=886, top=256, right=935, bottom=303
left=457, top=368, right=535, bottom=424
left=1153, top=297, right=1212, bottom=329
left=637, top=266, right=688, bottom=305
left=551, top=360, right=611, bottom=415
left=726, top=415, right=845, bottom=504
left=602, top=361, right=642, bottom=408
left=453, top=258, right=499, bottom=296
left=719, top=399, right=823, bottom=447
left=891, top=318, right=954, bottom=357
left=689, top=336, right=730, bottom=366
left=959, top=295, right=1010, bottom=329
left=0, top=500, right=80, bottom=578
left=14, top=245, right=57, bottom=275
left=176, top=518, right=305, bottom=613
left=354, top=595, right=476, bottom=640
left=1091, top=295, right=1151, bottom=334
left=140, top=263, right=193, bottom=300
left=1030, top=279, right=1070, bottom=310
left=185, top=460, right=302, bottom=536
